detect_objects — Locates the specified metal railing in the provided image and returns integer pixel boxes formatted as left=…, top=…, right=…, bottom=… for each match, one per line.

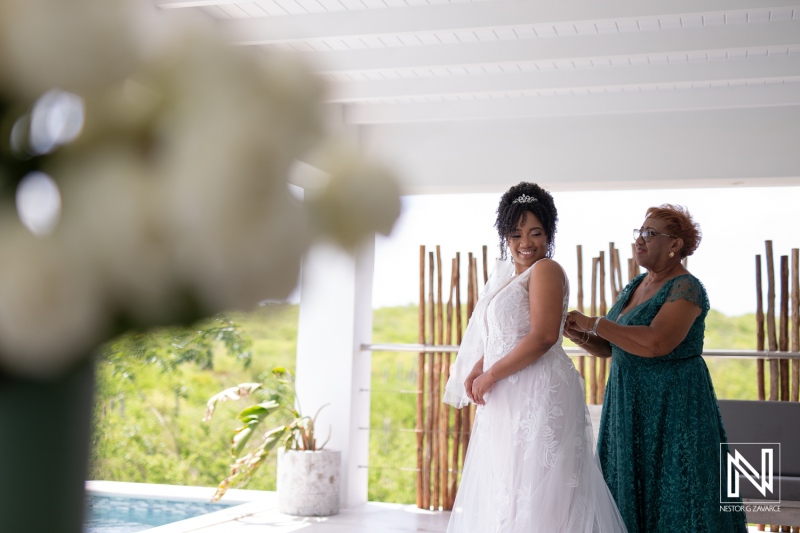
left=362, top=343, right=800, bottom=360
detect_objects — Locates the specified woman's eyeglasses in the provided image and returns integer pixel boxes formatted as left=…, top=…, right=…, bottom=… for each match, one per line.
left=633, top=228, right=676, bottom=242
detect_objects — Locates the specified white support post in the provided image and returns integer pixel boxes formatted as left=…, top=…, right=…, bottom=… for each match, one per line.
left=295, top=238, right=374, bottom=509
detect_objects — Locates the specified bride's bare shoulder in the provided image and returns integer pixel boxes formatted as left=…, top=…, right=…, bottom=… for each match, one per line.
left=532, top=258, right=565, bottom=279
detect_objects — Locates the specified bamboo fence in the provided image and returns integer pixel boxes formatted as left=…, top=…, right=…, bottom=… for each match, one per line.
left=754, top=242, right=800, bottom=532
left=416, top=246, right=485, bottom=510
left=413, top=238, right=800, bottom=516
left=575, top=243, right=630, bottom=404
left=754, top=242, right=800, bottom=403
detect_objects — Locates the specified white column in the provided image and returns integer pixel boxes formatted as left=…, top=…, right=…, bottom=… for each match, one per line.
left=295, top=238, right=374, bottom=508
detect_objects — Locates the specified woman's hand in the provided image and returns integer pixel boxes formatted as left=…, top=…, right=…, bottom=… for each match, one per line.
left=471, top=372, right=496, bottom=405
left=566, top=310, right=593, bottom=333
left=464, top=358, right=484, bottom=404
left=563, top=322, right=588, bottom=345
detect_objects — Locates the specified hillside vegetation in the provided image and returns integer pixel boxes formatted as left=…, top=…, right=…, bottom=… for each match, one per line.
left=91, top=304, right=765, bottom=504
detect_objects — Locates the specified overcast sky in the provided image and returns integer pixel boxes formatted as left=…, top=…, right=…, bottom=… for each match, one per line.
left=373, top=186, right=800, bottom=317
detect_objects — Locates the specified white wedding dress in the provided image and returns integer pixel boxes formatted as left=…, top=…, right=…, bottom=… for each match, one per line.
left=443, top=259, right=627, bottom=533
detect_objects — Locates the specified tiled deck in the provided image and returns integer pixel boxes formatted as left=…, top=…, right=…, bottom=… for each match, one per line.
left=144, top=498, right=767, bottom=533
left=88, top=480, right=773, bottom=532
left=146, top=498, right=450, bottom=533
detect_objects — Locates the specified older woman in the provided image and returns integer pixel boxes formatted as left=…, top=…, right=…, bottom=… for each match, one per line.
left=566, top=204, right=747, bottom=533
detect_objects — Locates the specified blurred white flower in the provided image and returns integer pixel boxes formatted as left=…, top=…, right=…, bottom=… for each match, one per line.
left=57, top=147, right=178, bottom=325
left=149, top=33, right=323, bottom=310
left=0, top=218, right=108, bottom=378
left=304, top=142, right=401, bottom=248
left=15, top=171, right=62, bottom=236
left=0, top=2, right=401, bottom=379
left=0, top=0, right=158, bottom=99
left=28, top=89, right=85, bottom=155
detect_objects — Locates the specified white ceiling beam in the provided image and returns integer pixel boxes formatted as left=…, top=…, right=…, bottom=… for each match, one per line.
left=305, top=21, right=800, bottom=73
left=209, top=0, right=798, bottom=43
left=342, top=82, right=800, bottom=123
left=327, top=55, right=800, bottom=102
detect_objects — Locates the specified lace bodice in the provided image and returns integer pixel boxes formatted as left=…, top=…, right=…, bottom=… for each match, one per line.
left=483, top=260, right=569, bottom=367
left=443, top=258, right=570, bottom=408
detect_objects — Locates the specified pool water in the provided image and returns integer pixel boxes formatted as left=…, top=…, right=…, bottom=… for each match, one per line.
left=84, top=495, right=232, bottom=533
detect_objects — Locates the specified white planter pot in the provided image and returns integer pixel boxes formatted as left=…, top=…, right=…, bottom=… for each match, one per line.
left=277, top=448, right=341, bottom=517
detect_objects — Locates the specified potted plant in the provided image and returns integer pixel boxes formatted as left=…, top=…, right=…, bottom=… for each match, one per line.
left=204, top=367, right=340, bottom=516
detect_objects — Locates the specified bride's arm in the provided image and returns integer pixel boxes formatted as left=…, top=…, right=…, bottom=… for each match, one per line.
left=471, top=259, right=564, bottom=405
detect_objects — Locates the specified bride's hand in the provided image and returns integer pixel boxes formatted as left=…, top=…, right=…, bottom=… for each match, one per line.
left=471, top=372, right=496, bottom=405
left=464, top=362, right=483, bottom=404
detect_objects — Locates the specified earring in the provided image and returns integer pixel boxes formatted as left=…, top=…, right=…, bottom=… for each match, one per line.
left=669, top=251, right=674, bottom=258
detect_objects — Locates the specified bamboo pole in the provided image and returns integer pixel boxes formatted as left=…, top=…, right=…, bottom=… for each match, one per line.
left=450, top=254, right=462, bottom=509
left=482, top=245, right=488, bottom=285
left=631, top=243, right=640, bottom=277
left=756, top=255, right=766, bottom=401
left=614, top=247, right=623, bottom=296
left=471, top=255, right=479, bottom=442
left=442, top=258, right=456, bottom=510
left=609, top=243, right=618, bottom=301
left=466, top=254, right=475, bottom=319
left=423, top=250, right=435, bottom=509
left=472, top=256, right=479, bottom=305
left=416, top=246, right=425, bottom=508
left=456, top=252, right=462, bottom=344
left=780, top=255, right=790, bottom=401
left=465, top=244, right=480, bottom=488
left=432, top=247, right=443, bottom=508
left=766, top=241, right=779, bottom=401
left=599, top=251, right=607, bottom=317
left=462, top=256, right=475, bottom=465
left=598, top=251, right=607, bottom=404
left=792, top=249, right=799, bottom=403
left=577, top=245, right=585, bottom=382
left=589, top=257, right=599, bottom=404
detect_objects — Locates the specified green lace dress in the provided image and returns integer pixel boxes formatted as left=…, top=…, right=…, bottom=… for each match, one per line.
left=598, top=273, right=748, bottom=533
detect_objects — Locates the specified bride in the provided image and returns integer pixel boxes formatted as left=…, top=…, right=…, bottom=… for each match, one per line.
left=443, top=182, right=626, bottom=533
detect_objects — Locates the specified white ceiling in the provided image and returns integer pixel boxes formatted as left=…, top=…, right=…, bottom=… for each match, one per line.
left=156, top=0, right=800, bottom=193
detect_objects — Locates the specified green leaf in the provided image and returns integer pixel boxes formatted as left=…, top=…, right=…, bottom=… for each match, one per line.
left=231, top=426, right=254, bottom=456
left=237, top=400, right=279, bottom=423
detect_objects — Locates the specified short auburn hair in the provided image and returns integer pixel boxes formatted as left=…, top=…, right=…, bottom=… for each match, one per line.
left=645, top=204, right=702, bottom=258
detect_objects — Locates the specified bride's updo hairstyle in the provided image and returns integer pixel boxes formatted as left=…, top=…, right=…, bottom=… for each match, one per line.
left=494, top=181, right=558, bottom=261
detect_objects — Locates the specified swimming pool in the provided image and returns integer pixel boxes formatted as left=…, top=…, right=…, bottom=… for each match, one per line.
left=84, top=481, right=271, bottom=533
left=84, top=494, right=232, bottom=532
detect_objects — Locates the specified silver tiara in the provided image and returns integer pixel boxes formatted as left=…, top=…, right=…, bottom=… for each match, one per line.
left=513, top=194, right=538, bottom=204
